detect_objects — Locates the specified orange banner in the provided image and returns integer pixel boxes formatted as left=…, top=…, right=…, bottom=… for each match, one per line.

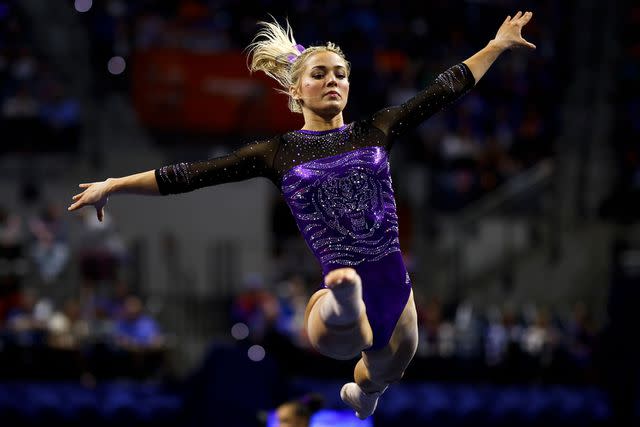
left=132, top=49, right=303, bottom=134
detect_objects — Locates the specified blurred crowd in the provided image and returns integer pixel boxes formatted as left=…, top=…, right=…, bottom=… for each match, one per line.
left=77, top=0, right=567, bottom=212
left=0, top=202, right=166, bottom=382
left=228, top=272, right=601, bottom=386
left=0, top=0, right=81, bottom=154
left=2, top=194, right=603, bottom=386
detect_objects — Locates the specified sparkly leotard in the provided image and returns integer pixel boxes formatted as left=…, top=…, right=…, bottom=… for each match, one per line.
left=155, top=63, right=475, bottom=350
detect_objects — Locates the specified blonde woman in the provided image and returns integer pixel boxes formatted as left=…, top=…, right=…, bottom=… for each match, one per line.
left=68, top=11, right=535, bottom=419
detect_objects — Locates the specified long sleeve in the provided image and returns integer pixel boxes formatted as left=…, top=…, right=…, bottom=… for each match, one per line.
left=371, top=63, right=475, bottom=145
left=154, top=137, right=280, bottom=195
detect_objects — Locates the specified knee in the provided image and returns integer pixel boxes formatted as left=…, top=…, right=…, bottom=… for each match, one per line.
left=319, top=347, right=361, bottom=361
left=313, top=337, right=362, bottom=360
left=383, top=369, right=407, bottom=384
left=311, top=323, right=373, bottom=360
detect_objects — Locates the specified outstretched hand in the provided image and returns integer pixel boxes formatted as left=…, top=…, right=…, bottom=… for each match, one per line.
left=67, top=180, right=110, bottom=222
left=493, top=11, right=536, bottom=51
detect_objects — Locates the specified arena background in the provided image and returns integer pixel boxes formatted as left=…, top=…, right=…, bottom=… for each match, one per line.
left=0, top=0, right=637, bottom=426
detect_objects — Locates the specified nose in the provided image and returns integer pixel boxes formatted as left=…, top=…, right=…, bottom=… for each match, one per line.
left=327, top=74, right=338, bottom=86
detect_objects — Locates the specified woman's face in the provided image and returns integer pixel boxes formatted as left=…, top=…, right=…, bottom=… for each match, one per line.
left=292, top=51, right=350, bottom=118
left=275, top=404, right=307, bottom=427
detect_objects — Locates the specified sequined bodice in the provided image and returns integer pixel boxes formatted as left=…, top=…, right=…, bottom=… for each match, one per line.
left=281, top=144, right=400, bottom=269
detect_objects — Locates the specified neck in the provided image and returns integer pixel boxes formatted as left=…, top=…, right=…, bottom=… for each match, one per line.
left=300, top=111, right=344, bottom=131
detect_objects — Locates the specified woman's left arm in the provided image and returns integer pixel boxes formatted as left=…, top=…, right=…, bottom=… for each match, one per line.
left=371, top=11, right=536, bottom=140
left=463, top=11, right=536, bottom=84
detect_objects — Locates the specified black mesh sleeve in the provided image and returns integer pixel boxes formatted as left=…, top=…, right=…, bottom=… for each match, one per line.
left=154, top=137, right=280, bottom=195
left=371, top=63, right=475, bottom=145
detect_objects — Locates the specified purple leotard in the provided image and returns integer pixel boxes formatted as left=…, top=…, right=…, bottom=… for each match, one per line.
left=155, top=63, right=475, bottom=350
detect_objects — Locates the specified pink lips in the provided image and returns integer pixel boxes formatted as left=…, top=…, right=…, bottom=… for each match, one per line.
left=325, top=91, right=340, bottom=98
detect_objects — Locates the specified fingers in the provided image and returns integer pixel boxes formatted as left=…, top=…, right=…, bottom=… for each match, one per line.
left=517, top=11, right=534, bottom=49
left=68, top=193, right=88, bottom=211
left=507, top=11, right=532, bottom=25
left=515, top=11, right=533, bottom=26
left=69, top=181, right=105, bottom=216
left=67, top=201, right=83, bottom=211
left=69, top=190, right=86, bottom=210
left=521, top=11, right=533, bottom=24
left=504, top=11, right=532, bottom=28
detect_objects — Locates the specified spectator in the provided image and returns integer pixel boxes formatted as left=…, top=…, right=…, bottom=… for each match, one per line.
left=47, top=297, right=90, bottom=350
left=114, top=295, right=164, bottom=349
left=274, top=274, right=310, bottom=348
left=39, top=82, right=81, bottom=151
left=5, top=287, right=48, bottom=347
left=110, top=295, right=166, bottom=379
left=230, top=274, right=280, bottom=343
left=28, top=202, right=71, bottom=285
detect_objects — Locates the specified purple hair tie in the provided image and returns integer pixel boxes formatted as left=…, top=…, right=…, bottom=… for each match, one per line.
left=287, top=44, right=306, bottom=63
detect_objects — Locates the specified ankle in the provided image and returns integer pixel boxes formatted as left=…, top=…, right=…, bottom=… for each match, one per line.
left=361, top=385, right=388, bottom=396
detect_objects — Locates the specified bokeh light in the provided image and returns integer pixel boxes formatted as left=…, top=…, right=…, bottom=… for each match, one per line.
left=247, top=345, right=265, bottom=362
left=107, top=56, right=126, bottom=75
left=74, top=0, right=92, bottom=13
left=231, top=322, right=249, bottom=340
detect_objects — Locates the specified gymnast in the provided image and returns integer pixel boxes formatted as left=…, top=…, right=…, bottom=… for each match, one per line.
left=68, top=11, right=535, bottom=419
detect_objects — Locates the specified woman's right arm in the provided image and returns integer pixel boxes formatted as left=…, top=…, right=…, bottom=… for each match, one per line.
left=68, top=137, right=279, bottom=221
left=109, top=170, right=160, bottom=195
left=67, top=170, right=160, bottom=221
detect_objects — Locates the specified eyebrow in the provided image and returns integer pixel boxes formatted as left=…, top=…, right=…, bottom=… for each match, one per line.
left=310, top=65, right=347, bottom=71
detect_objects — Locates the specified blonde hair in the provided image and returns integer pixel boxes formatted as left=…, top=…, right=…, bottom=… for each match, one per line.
left=246, top=16, right=350, bottom=113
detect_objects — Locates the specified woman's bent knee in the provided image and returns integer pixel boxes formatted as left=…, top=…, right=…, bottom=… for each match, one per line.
left=308, top=311, right=373, bottom=360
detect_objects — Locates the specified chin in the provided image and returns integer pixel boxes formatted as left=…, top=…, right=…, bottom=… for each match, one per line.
left=318, top=102, right=345, bottom=117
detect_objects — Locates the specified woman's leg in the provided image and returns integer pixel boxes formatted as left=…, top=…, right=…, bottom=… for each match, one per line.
left=341, top=290, right=418, bottom=418
left=354, top=289, right=418, bottom=391
left=304, top=268, right=373, bottom=360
